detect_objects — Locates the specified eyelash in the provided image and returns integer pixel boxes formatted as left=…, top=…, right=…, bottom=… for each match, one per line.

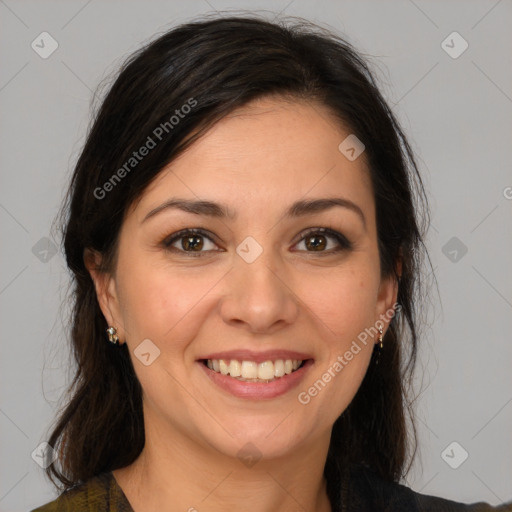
left=162, top=227, right=353, bottom=257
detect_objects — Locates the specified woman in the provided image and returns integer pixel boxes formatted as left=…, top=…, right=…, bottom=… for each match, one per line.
left=31, top=14, right=511, bottom=512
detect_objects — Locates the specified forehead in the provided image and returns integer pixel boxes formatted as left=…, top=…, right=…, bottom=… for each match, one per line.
left=131, top=97, right=374, bottom=224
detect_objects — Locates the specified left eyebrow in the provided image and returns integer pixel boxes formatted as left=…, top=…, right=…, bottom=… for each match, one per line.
left=284, top=198, right=366, bottom=230
left=141, top=197, right=366, bottom=230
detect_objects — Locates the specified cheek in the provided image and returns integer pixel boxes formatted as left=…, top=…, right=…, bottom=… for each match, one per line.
left=297, top=263, right=378, bottom=342
left=116, top=258, right=220, bottom=352
left=295, top=266, right=377, bottom=411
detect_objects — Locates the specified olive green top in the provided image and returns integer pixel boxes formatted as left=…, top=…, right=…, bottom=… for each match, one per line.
left=31, top=466, right=512, bottom=511
left=31, top=472, right=132, bottom=512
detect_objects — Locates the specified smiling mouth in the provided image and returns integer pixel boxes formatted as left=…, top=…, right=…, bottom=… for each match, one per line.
left=202, top=358, right=307, bottom=383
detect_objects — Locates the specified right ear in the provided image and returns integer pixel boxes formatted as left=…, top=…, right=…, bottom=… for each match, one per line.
left=83, top=248, right=125, bottom=340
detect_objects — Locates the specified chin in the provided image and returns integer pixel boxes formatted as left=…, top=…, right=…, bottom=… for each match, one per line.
left=198, top=416, right=311, bottom=463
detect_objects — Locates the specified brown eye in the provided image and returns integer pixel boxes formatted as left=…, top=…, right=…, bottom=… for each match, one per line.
left=304, top=234, right=327, bottom=251
left=163, top=228, right=219, bottom=256
left=181, top=234, right=204, bottom=251
left=295, top=228, right=352, bottom=254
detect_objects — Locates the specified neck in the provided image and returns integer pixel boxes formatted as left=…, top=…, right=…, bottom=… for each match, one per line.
left=113, top=415, right=333, bottom=512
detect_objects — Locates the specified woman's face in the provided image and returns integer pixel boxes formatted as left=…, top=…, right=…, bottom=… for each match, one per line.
left=92, top=96, right=398, bottom=462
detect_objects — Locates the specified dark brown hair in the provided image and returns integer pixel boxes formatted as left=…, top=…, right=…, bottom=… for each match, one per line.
left=46, top=13, right=433, bottom=492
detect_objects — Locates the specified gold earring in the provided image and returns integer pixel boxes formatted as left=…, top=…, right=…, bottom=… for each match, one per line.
left=106, top=326, right=120, bottom=345
left=374, top=324, right=384, bottom=365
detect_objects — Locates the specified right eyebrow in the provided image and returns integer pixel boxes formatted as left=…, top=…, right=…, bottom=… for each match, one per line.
left=142, top=199, right=237, bottom=223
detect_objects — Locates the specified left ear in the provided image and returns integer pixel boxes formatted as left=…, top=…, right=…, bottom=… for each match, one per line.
left=374, top=272, right=400, bottom=340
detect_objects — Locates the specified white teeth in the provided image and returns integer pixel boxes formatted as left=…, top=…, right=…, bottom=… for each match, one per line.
left=229, top=359, right=241, bottom=377
left=274, top=359, right=285, bottom=377
left=205, top=358, right=304, bottom=380
left=258, top=361, right=275, bottom=380
left=241, top=360, right=258, bottom=379
left=219, top=359, right=229, bottom=375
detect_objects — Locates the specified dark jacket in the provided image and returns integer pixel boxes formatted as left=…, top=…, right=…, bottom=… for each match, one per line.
left=31, top=465, right=512, bottom=511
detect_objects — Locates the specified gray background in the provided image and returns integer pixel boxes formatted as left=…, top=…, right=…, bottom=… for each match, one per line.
left=1, top=0, right=511, bottom=510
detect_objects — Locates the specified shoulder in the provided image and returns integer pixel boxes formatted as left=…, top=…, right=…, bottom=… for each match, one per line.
left=347, top=466, right=512, bottom=512
left=30, top=472, right=132, bottom=512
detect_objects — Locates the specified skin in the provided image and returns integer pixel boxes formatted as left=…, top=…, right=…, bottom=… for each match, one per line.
left=87, top=96, right=399, bottom=512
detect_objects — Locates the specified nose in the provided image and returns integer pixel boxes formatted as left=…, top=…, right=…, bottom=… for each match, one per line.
left=219, top=245, right=300, bottom=335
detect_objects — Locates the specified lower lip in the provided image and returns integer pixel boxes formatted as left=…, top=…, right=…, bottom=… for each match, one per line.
left=198, top=359, right=314, bottom=399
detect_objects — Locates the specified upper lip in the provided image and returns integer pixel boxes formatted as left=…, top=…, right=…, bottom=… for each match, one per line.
left=198, top=349, right=314, bottom=364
